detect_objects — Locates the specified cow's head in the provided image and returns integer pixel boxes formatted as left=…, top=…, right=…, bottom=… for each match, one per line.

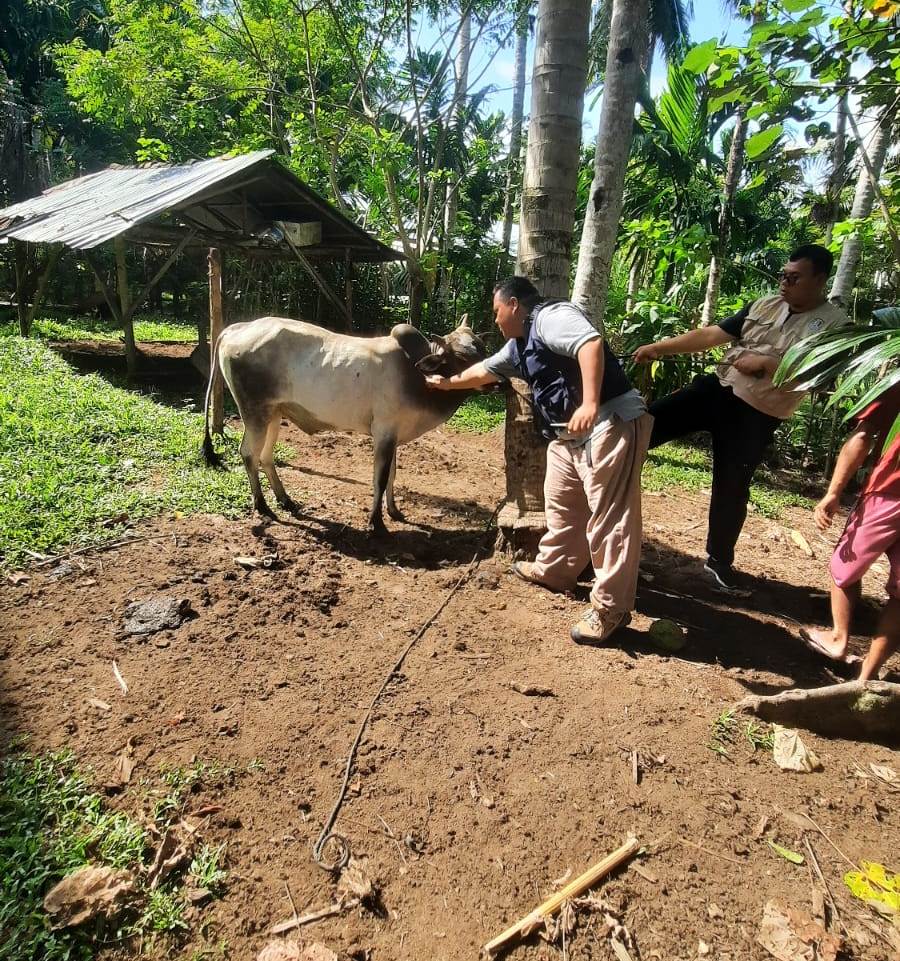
left=416, top=314, right=487, bottom=376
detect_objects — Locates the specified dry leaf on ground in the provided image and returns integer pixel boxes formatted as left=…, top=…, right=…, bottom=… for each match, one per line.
left=147, top=822, right=194, bottom=889
left=112, top=737, right=137, bottom=786
left=338, top=858, right=374, bottom=901
left=757, top=899, right=841, bottom=961
left=43, top=864, right=136, bottom=929
left=773, top=726, right=822, bottom=773
left=789, top=530, right=815, bottom=558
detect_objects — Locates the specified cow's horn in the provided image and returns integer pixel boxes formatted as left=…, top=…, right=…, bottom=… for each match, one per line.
left=457, top=313, right=470, bottom=328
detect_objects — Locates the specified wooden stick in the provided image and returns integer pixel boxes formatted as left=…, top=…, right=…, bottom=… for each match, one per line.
left=677, top=836, right=744, bottom=866
left=482, top=837, right=640, bottom=956
left=270, top=896, right=360, bottom=935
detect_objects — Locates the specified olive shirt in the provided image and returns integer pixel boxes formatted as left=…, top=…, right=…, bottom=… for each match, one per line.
left=716, top=293, right=848, bottom=419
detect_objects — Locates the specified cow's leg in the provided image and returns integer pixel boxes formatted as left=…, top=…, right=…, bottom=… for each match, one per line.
left=369, top=435, right=396, bottom=533
left=385, top=449, right=404, bottom=521
left=240, top=413, right=276, bottom=518
left=260, top=419, right=297, bottom=512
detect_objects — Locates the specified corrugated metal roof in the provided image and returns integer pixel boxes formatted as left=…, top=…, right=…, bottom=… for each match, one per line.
left=0, top=150, right=274, bottom=249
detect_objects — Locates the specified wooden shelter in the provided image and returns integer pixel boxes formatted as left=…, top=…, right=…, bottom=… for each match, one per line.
left=0, top=149, right=404, bottom=428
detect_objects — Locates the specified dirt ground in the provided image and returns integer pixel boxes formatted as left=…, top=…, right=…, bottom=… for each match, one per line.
left=3, top=414, right=900, bottom=960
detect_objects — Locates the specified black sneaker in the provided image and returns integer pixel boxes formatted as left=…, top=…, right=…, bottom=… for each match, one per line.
left=703, top=557, right=743, bottom=594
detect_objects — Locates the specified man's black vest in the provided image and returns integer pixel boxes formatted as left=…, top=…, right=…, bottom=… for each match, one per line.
left=514, top=299, right=632, bottom=441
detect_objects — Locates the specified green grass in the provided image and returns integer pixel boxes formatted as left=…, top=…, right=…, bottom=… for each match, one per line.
left=2, top=314, right=198, bottom=343
left=643, top=442, right=813, bottom=519
left=0, top=748, right=234, bottom=959
left=0, top=337, right=252, bottom=568
left=0, top=749, right=148, bottom=961
left=447, top=392, right=505, bottom=432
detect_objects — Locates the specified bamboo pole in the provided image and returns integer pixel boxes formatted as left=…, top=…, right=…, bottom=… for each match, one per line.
left=114, top=236, right=137, bottom=376
left=209, top=247, right=224, bottom=433
left=482, top=836, right=640, bottom=956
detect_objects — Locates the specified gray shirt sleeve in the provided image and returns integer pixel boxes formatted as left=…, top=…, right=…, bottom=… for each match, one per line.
left=482, top=339, right=522, bottom=380
left=534, top=302, right=601, bottom=358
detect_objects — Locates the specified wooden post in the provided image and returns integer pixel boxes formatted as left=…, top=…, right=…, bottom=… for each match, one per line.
left=208, top=247, right=225, bottom=434
left=344, top=249, right=354, bottom=330
left=114, top=236, right=138, bottom=376
left=24, top=246, right=63, bottom=334
left=13, top=242, right=29, bottom=335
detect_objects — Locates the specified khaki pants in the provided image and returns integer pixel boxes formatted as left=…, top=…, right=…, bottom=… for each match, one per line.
left=532, top=412, right=653, bottom=614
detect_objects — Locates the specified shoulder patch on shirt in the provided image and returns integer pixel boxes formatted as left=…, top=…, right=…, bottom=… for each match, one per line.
left=807, top=318, right=826, bottom=332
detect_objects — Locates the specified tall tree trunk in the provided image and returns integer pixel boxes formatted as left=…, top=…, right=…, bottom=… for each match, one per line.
left=499, top=0, right=591, bottom=554
left=824, top=93, right=847, bottom=245
left=500, top=12, right=529, bottom=261
left=439, top=9, right=471, bottom=323
left=699, top=108, right=747, bottom=328
left=625, top=258, right=641, bottom=314
left=829, top=118, right=890, bottom=305
left=571, top=0, right=649, bottom=330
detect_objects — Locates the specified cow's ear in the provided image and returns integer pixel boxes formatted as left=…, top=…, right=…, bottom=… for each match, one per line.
left=428, top=334, right=447, bottom=351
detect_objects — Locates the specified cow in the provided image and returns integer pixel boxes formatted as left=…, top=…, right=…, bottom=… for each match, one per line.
left=202, top=315, right=487, bottom=531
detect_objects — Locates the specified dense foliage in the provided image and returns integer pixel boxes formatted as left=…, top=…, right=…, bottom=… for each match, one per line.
left=1, top=0, right=898, bottom=462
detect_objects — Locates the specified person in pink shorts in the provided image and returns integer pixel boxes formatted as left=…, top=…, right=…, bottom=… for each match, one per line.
left=801, top=383, right=900, bottom=680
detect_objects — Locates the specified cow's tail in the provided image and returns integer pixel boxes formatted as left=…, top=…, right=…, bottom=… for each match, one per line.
left=202, top=338, right=223, bottom=468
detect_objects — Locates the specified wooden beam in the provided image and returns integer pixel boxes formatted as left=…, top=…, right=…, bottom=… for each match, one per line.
left=83, top=250, right=123, bottom=326
left=114, top=236, right=138, bottom=376
left=23, top=246, right=64, bottom=334
left=13, top=241, right=29, bottom=335
left=344, top=248, right=354, bottom=330
left=208, top=247, right=225, bottom=434
left=122, top=230, right=196, bottom=324
left=281, top=226, right=352, bottom=330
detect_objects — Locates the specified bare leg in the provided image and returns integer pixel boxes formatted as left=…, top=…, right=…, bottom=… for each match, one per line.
left=385, top=449, right=403, bottom=521
left=260, top=419, right=296, bottom=510
left=369, top=436, right=396, bottom=533
left=239, top=415, right=276, bottom=517
left=859, top=597, right=900, bottom=681
left=803, top=580, right=861, bottom=659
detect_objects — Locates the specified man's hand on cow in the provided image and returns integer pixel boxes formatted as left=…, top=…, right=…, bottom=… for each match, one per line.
left=632, top=343, right=661, bottom=364
left=425, top=374, right=452, bottom=390
left=814, top=491, right=841, bottom=531
left=732, top=352, right=769, bottom=378
left=567, top=402, right=598, bottom=436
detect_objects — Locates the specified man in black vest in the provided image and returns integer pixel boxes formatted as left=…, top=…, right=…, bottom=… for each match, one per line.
left=427, top=276, right=653, bottom=644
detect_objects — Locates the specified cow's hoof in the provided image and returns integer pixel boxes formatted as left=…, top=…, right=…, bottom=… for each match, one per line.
left=255, top=502, right=276, bottom=519
left=367, top=519, right=389, bottom=536
left=279, top=497, right=300, bottom=515
left=386, top=506, right=406, bottom=522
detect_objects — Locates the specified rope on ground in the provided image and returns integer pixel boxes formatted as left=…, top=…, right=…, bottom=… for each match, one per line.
left=312, top=551, right=482, bottom=871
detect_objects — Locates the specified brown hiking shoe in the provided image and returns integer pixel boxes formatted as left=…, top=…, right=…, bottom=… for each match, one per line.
left=512, top=561, right=552, bottom=588
left=570, top=608, right=632, bottom=645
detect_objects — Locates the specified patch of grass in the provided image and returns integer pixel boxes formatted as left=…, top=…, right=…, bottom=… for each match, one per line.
left=707, top=709, right=774, bottom=757
left=189, top=844, right=228, bottom=895
left=137, top=886, right=189, bottom=937
left=643, top=443, right=812, bottom=519
left=153, top=760, right=235, bottom=827
left=0, top=337, right=253, bottom=568
left=447, top=392, right=505, bottom=433
left=0, top=749, right=148, bottom=961
left=2, top=314, right=198, bottom=343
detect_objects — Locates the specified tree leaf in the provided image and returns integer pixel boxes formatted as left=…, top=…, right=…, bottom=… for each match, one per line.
left=682, top=39, right=718, bottom=75
left=745, top=125, right=783, bottom=159
left=767, top=840, right=805, bottom=865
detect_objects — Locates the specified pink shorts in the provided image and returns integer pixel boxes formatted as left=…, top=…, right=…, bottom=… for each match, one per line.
left=830, top=493, right=900, bottom=598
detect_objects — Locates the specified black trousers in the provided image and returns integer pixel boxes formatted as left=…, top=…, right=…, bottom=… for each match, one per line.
left=648, top=374, right=781, bottom=567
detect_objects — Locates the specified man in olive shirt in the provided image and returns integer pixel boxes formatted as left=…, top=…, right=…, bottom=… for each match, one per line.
left=633, top=244, right=848, bottom=592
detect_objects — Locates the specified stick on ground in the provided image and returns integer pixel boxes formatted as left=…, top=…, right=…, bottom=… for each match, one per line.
left=482, top=837, right=640, bottom=956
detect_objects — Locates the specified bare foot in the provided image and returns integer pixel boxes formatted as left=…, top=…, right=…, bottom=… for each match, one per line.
left=799, top=626, right=857, bottom=663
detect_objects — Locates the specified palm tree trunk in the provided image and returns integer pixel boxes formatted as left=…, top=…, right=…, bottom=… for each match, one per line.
left=571, top=0, right=649, bottom=330
left=830, top=117, right=890, bottom=305
left=439, top=9, right=471, bottom=322
left=699, top=108, right=747, bottom=328
left=499, top=0, right=591, bottom=553
left=824, top=93, right=847, bottom=245
left=501, top=12, right=529, bottom=261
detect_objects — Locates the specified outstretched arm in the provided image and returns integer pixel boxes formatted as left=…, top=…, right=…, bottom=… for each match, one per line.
left=426, top=362, right=500, bottom=391
left=633, top=325, right=734, bottom=363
